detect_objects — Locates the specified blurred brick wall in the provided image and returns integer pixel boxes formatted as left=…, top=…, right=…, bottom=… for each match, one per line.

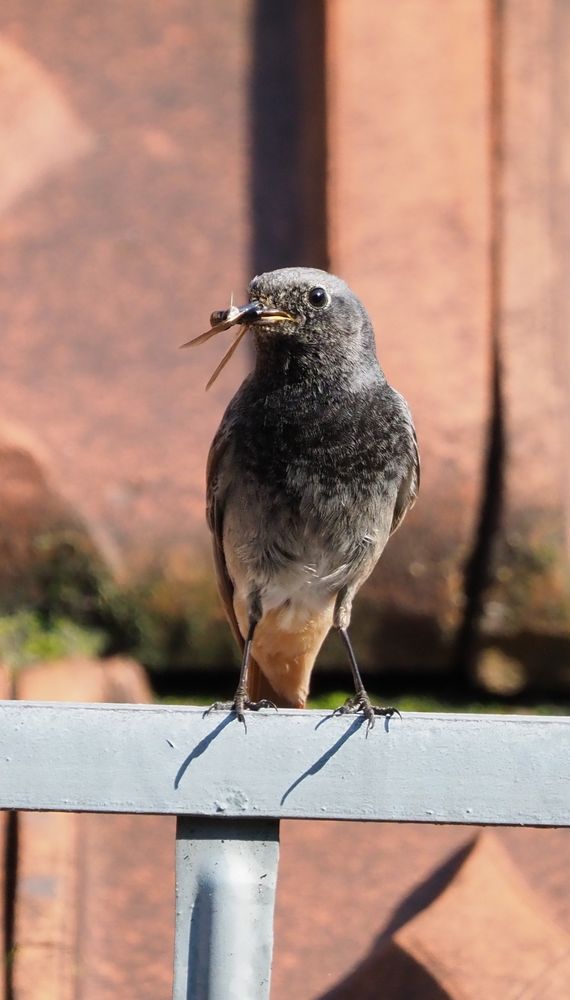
left=0, top=0, right=568, bottom=683
left=476, top=0, right=570, bottom=690
left=0, top=0, right=256, bottom=561
left=327, top=0, right=491, bottom=671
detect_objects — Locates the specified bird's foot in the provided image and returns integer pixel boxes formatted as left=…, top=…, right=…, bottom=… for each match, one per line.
left=333, top=692, right=401, bottom=733
left=204, top=690, right=277, bottom=731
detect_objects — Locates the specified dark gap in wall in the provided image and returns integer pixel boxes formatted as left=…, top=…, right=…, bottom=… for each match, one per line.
left=250, top=0, right=328, bottom=276
left=453, top=351, right=504, bottom=684
left=3, top=811, right=17, bottom=1000
left=3, top=671, right=17, bottom=1000
left=452, top=0, right=505, bottom=684
left=152, top=663, right=568, bottom=703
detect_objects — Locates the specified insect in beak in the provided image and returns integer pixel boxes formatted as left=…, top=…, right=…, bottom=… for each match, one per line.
left=180, top=300, right=296, bottom=389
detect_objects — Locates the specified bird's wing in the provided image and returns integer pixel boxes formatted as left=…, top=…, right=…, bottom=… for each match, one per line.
left=206, top=413, right=292, bottom=706
left=206, top=420, right=244, bottom=652
left=390, top=424, right=420, bottom=536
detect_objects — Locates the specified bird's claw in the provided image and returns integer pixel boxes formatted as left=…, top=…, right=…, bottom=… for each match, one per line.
left=204, top=696, right=277, bottom=731
left=333, top=693, right=401, bottom=733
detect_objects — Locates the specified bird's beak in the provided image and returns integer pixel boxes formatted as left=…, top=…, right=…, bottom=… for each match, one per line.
left=179, top=300, right=296, bottom=389
left=179, top=301, right=295, bottom=349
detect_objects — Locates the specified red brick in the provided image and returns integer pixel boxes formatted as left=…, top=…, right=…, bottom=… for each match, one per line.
left=478, top=1, right=570, bottom=687
left=16, top=656, right=152, bottom=705
left=12, top=658, right=158, bottom=1000
left=271, top=821, right=570, bottom=1000
left=12, top=811, right=81, bottom=1000
left=0, top=425, right=106, bottom=605
left=0, top=0, right=255, bottom=569
left=324, top=831, right=570, bottom=999
left=72, top=813, right=174, bottom=1000
left=326, top=0, right=492, bottom=669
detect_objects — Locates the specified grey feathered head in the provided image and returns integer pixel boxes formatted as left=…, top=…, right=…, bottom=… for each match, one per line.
left=249, top=267, right=377, bottom=360
left=181, top=266, right=380, bottom=388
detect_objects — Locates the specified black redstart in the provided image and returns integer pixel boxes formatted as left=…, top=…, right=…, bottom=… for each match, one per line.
left=182, top=267, right=419, bottom=729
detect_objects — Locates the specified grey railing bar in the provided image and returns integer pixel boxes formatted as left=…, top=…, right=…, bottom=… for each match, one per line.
left=173, top=817, right=279, bottom=1000
left=0, top=701, right=567, bottom=826
left=1, top=701, right=568, bottom=999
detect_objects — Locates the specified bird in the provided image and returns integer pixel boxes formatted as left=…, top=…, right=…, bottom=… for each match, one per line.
left=181, top=266, right=419, bottom=729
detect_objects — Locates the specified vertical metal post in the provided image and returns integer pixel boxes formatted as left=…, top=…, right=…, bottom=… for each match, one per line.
left=173, top=816, right=280, bottom=1000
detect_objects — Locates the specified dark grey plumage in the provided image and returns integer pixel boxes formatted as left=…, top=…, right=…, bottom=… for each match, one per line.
left=204, top=266, right=419, bottom=725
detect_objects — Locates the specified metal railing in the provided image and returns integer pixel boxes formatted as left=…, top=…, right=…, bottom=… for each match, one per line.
left=0, top=702, right=568, bottom=998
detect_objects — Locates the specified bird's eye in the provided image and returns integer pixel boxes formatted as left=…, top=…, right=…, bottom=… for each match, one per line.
left=308, top=286, right=330, bottom=309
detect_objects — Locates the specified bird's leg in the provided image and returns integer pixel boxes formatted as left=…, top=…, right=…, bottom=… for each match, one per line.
left=205, top=619, right=276, bottom=730
left=334, top=628, right=401, bottom=732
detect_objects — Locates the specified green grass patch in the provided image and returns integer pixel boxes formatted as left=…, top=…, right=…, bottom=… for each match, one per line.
left=154, top=689, right=569, bottom=715
left=0, top=611, right=105, bottom=669
left=309, top=691, right=569, bottom=715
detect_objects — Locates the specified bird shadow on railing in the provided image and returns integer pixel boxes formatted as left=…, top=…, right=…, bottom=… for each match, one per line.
left=174, top=708, right=397, bottom=801
left=174, top=714, right=235, bottom=789
left=280, top=714, right=366, bottom=805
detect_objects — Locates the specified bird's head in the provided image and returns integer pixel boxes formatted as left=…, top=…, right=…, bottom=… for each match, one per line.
left=181, top=266, right=380, bottom=389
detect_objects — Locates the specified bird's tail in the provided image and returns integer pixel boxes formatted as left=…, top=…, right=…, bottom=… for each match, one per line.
left=248, top=656, right=302, bottom=708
